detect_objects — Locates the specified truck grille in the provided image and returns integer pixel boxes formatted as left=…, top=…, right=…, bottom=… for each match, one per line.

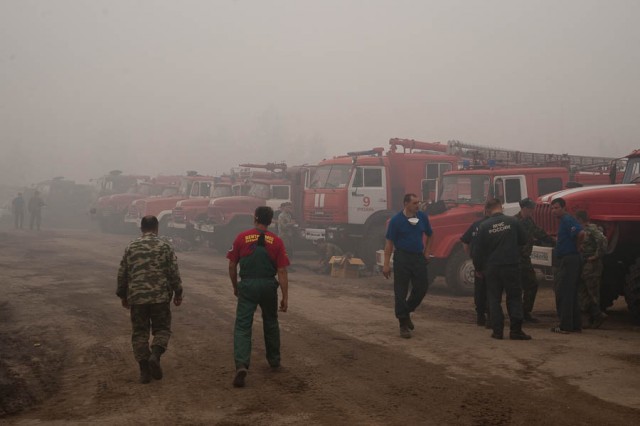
left=307, top=211, right=334, bottom=222
left=172, top=208, right=185, bottom=223
left=533, top=204, right=556, bottom=235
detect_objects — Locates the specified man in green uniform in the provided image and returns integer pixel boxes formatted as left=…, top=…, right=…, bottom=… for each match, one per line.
left=515, top=198, right=554, bottom=323
left=575, top=210, right=608, bottom=328
left=117, top=215, right=183, bottom=384
left=228, top=206, right=289, bottom=388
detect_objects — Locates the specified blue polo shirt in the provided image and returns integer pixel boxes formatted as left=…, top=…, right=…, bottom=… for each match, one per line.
left=556, top=213, right=583, bottom=257
left=386, top=210, right=433, bottom=254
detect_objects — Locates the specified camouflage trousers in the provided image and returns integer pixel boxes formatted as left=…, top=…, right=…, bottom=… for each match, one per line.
left=579, top=258, right=603, bottom=318
left=520, top=262, right=538, bottom=314
left=130, top=303, right=172, bottom=362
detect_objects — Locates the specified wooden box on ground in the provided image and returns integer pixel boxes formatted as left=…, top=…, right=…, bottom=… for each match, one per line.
left=330, top=256, right=365, bottom=278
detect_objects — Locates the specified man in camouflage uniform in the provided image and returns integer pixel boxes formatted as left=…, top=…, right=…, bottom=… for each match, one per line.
left=575, top=210, right=608, bottom=328
left=515, top=198, right=554, bottom=323
left=117, top=215, right=183, bottom=384
left=277, top=202, right=296, bottom=259
left=315, top=239, right=344, bottom=274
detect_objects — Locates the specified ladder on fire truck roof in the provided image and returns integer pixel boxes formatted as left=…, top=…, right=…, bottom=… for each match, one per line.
left=445, top=140, right=617, bottom=171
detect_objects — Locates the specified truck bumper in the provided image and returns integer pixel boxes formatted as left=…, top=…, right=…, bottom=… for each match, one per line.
left=302, top=228, right=326, bottom=241
left=168, top=222, right=187, bottom=229
left=195, top=223, right=216, bottom=233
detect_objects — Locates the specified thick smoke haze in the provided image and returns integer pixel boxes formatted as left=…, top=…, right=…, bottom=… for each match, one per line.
left=1, top=0, right=639, bottom=186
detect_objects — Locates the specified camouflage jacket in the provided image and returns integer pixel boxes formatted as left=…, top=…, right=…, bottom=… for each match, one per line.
left=581, top=223, right=607, bottom=258
left=278, top=210, right=295, bottom=235
left=515, top=211, right=554, bottom=259
left=117, top=233, right=183, bottom=305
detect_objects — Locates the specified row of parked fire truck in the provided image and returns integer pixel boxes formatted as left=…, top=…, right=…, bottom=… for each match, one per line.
left=90, top=139, right=640, bottom=319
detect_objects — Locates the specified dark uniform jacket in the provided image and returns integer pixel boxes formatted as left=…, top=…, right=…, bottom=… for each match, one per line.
left=473, top=213, right=527, bottom=271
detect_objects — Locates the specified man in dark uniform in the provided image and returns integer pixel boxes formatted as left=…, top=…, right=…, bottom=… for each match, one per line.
left=228, top=206, right=289, bottom=388
left=12, top=192, right=25, bottom=229
left=117, top=215, right=184, bottom=383
left=515, top=198, right=554, bottom=323
left=28, top=191, right=45, bottom=230
left=473, top=198, right=531, bottom=340
left=460, top=209, right=490, bottom=327
left=550, top=198, right=585, bottom=334
left=382, top=193, right=433, bottom=339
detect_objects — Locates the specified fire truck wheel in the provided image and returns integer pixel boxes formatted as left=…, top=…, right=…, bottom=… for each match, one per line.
left=445, top=248, right=475, bottom=296
left=623, top=257, right=640, bottom=321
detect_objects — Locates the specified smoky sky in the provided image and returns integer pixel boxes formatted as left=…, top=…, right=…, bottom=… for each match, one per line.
left=1, top=0, right=639, bottom=186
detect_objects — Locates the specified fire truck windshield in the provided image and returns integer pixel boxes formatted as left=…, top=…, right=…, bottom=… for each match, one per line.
left=248, top=183, right=271, bottom=199
left=178, top=180, right=193, bottom=196
left=211, top=186, right=232, bottom=198
left=439, top=175, right=490, bottom=204
left=623, top=157, right=640, bottom=183
left=161, top=187, right=178, bottom=197
left=310, top=165, right=352, bottom=189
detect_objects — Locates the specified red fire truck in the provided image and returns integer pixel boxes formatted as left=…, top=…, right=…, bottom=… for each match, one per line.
left=194, top=163, right=313, bottom=252
left=531, top=149, right=640, bottom=319
left=124, top=172, right=215, bottom=233
left=168, top=173, right=250, bottom=240
left=95, top=175, right=181, bottom=233
left=301, top=138, right=460, bottom=265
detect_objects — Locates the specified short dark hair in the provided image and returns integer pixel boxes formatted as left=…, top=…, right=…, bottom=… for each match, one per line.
left=255, top=206, right=273, bottom=226
left=140, top=215, right=159, bottom=232
left=484, top=197, right=502, bottom=212
left=403, top=193, right=418, bottom=204
left=551, top=198, right=566, bottom=208
left=575, top=210, right=588, bottom=222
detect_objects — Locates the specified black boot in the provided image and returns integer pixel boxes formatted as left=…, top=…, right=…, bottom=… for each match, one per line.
left=510, top=321, right=532, bottom=340
left=139, top=360, right=151, bottom=384
left=148, top=346, right=165, bottom=380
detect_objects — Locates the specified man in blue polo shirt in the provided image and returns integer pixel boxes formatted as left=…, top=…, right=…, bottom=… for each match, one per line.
left=382, top=193, right=433, bottom=338
left=550, top=197, right=585, bottom=334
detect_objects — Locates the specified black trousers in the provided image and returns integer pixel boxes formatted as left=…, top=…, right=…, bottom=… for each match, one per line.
left=393, top=249, right=429, bottom=319
left=474, top=272, right=488, bottom=317
left=486, top=264, right=523, bottom=333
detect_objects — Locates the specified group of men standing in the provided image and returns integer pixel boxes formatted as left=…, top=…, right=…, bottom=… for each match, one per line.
left=11, top=191, right=45, bottom=230
left=463, top=196, right=608, bottom=339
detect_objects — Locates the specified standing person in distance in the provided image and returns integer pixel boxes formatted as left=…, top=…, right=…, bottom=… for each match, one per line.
left=12, top=192, right=25, bottom=229
left=515, top=198, right=554, bottom=323
left=473, top=198, right=531, bottom=340
left=277, top=201, right=296, bottom=269
left=550, top=198, right=585, bottom=334
left=28, top=191, right=45, bottom=230
left=227, top=206, right=289, bottom=388
left=117, top=215, right=184, bottom=384
left=382, top=193, right=433, bottom=339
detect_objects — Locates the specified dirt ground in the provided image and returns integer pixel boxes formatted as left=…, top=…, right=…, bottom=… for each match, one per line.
left=1, top=227, right=639, bottom=425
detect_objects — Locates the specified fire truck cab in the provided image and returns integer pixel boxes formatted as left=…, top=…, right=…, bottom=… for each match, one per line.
left=531, top=149, right=640, bottom=319
left=302, top=139, right=459, bottom=266
left=194, top=164, right=313, bottom=252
